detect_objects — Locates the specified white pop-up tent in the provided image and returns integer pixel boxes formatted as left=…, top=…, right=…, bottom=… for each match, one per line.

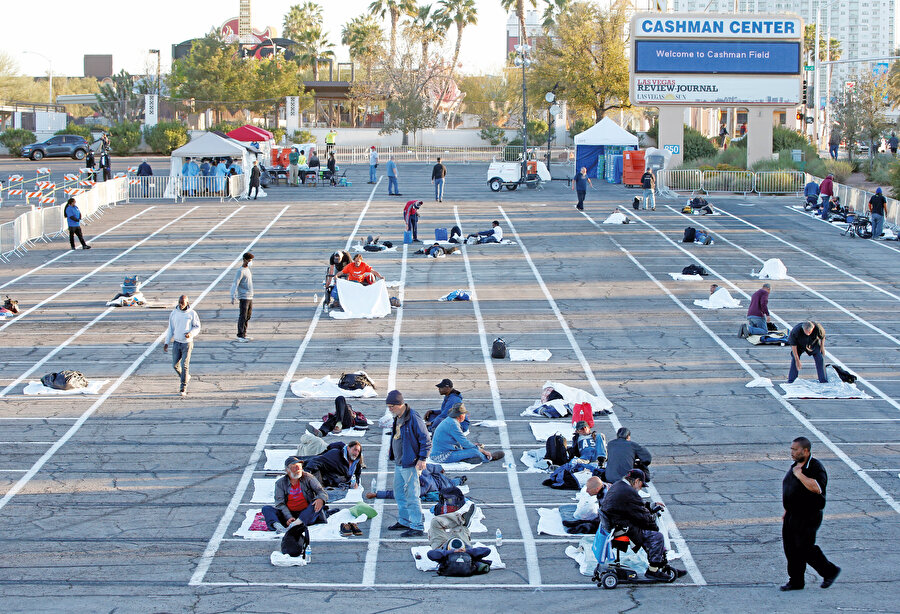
left=574, top=117, right=639, bottom=179
left=165, top=132, right=263, bottom=199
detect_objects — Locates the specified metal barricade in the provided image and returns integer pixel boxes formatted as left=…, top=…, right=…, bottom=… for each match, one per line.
left=657, top=169, right=702, bottom=194
left=0, top=221, right=16, bottom=260
left=41, top=205, right=64, bottom=240
left=701, top=170, right=754, bottom=195
left=754, top=171, right=804, bottom=195
left=127, top=176, right=173, bottom=201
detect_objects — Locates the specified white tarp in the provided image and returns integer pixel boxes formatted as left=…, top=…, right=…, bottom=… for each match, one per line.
left=526, top=380, right=613, bottom=413
left=752, top=258, right=788, bottom=280
left=24, top=379, right=108, bottom=395
left=411, top=543, right=506, bottom=572
left=289, top=375, right=377, bottom=399
left=509, top=349, right=552, bottom=362
left=330, top=279, right=391, bottom=319
left=573, top=117, right=639, bottom=146
left=693, top=287, right=742, bottom=309
left=602, top=211, right=629, bottom=224
left=780, top=367, right=871, bottom=399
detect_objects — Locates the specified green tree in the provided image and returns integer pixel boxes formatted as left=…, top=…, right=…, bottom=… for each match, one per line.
left=376, top=45, right=444, bottom=144
left=406, top=4, right=449, bottom=59
left=803, top=24, right=842, bottom=62
left=458, top=71, right=519, bottom=128
left=144, top=121, right=189, bottom=154
left=834, top=72, right=890, bottom=165
left=341, top=15, right=384, bottom=70
left=540, top=0, right=568, bottom=29
left=531, top=1, right=629, bottom=121
left=368, top=0, right=418, bottom=61
left=92, top=70, right=144, bottom=123
left=0, top=129, right=36, bottom=156
left=283, top=2, right=324, bottom=41
left=296, top=25, right=335, bottom=80
left=169, top=34, right=252, bottom=122
left=436, top=0, right=477, bottom=72
left=108, top=122, right=142, bottom=155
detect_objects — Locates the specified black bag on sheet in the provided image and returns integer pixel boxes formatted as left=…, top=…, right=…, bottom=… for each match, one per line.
left=280, top=521, right=310, bottom=558
left=490, top=338, right=507, bottom=359
left=338, top=372, right=376, bottom=391
left=544, top=434, right=570, bottom=467
left=40, top=370, right=88, bottom=390
left=681, top=264, right=708, bottom=276
left=682, top=227, right=696, bottom=243
left=827, top=363, right=857, bottom=384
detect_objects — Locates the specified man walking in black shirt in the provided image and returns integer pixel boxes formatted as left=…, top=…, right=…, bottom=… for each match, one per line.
left=780, top=436, right=840, bottom=591
left=431, top=157, right=447, bottom=202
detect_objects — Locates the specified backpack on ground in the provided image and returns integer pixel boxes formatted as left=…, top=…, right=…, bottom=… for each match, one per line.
left=40, top=370, right=88, bottom=390
left=572, top=402, right=594, bottom=428
left=682, top=227, right=696, bottom=243
left=542, top=464, right=581, bottom=490
left=338, top=372, right=376, bottom=391
left=491, top=338, right=507, bottom=359
left=544, top=434, right=570, bottom=467
left=435, top=485, right=466, bottom=515
left=3, top=295, right=19, bottom=314
left=632, top=196, right=641, bottom=210
left=438, top=550, right=488, bottom=577
left=827, top=363, right=857, bottom=384
left=280, top=521, right=310, bottom=558
left=122, top=275, right=139, bottom=295
left=681, top=264, right=708, bottom=276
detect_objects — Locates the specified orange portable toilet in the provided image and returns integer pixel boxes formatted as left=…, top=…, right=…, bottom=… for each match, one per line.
left=270, top=147, right=282, bottom=167
left=622, top=150, right=646, bottom=187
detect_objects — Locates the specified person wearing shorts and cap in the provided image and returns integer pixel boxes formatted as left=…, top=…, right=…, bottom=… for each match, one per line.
left=261, top=456, right=328, bottom=533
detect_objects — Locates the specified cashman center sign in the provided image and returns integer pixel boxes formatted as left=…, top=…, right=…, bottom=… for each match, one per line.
left=630, top=13, right=803, bottom=106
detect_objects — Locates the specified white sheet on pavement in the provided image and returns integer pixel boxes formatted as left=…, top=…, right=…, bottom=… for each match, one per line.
left=290, top=374, right=377, bottom=398
left=693, top=287, right=742, bottom=309
left=521, top=449, right=550, bottom=472
left=746, top=377, right=773, bottom=388
left=752, top=258, right=788, bottom=280
left=509, top=349, right=552, bottom=361
left=669, top=273, right=704, bottom=281
left=329, top=278, right=391, bottom=319
left=23, top=379, right=109, bottom=395
left=233, top=507, right=371, bottom=541
left=602, top=211, right=629, bottom=224
left=780, top=378, right=871, bottom=399
left=529, top=421, right=575, bottom=441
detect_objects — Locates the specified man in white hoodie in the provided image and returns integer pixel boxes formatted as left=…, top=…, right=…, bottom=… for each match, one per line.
left=163, top=294, right=201, bottom=397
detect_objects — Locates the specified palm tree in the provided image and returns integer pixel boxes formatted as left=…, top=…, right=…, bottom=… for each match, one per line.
left=540, top=0, right=567, bottom=30
left=500, top=0, right=538, bottom=53
left=407, top=4, right=448, bottom=59
left=341, top=15, right=384, bottom=79
left=368, top=0, right=418, bottom=61
left=297, top=25, right=335, bottom=81
left=437, top=0, right=478, bottom=71
left=283, top=2, right=324, bottom=41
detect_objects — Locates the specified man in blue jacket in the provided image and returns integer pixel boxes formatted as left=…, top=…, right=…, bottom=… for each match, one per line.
left=427, top=378, right=467, bottom=433
left=432, top=404, right=503, bottom=464
left=64, top=197, right=91, bottom=250
left=386, top=389, right=431, bottom=537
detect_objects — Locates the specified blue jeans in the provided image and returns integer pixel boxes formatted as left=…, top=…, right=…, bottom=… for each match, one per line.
left=788, top=348, right=827, bottom=383
left=388, top=176, right=398, bottom=194
left=643, top=189, right=656, bottom=210
left=394, top=465, right=423, bottom=530
left=406, top=213, right=418, bottom=241
left=432, top=448, right=489, bottom=464
left=871, top=213, right=884, bottom=239
left=369, top=164, right=377, bottom=182
left=829, top=145, right=838, bottom=160
left=171, top=341, right=193, bottom=389
left=434, top=178, right=444, bottom=200
left=261, top=504, right=325, bottom=529
left=747, top=315, right=768, bottom=336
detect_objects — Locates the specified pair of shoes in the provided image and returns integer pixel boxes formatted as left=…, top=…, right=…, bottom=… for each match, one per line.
left=821, top=567, right=840, bottom=588
left=306, top=424, right=323, bottom=437
left=387, top=522, right=408, bottom=531
left=644, top=568, right=671, bottom=581
left=489, top=450, right=505, bottom=461
left=272, top=522, right=287, bottom=534
left=351, top=523, right=363, bottom=536
left=400, top=528, right=425, bottom=538
left=235, top=336, right=253, bottom=342
left=340, top=523, right=354, bottom=536
left=779, top=581, right=804, bottom=591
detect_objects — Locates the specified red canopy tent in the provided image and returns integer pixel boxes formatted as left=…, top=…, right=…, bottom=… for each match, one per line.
left=226, top=125, right=274, bottom=142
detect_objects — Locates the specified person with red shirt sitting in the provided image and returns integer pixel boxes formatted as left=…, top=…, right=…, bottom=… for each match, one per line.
left=338, top=253, right=384, bottom=286
left=262, top=456, right=329, bottom=532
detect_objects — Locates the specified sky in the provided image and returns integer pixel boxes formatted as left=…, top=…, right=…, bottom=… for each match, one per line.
left=4, top=0, right=513, bottom=80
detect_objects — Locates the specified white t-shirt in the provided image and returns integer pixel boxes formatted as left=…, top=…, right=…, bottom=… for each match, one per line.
left=492, top=226, right=503, bottom=241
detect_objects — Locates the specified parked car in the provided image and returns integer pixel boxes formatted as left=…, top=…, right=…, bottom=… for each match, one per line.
left=20, top=135, right=90, bottom=161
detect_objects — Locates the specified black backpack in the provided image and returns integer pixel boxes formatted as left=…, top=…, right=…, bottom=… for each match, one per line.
left=338, top=372, right=376, bottom=391
left=40, top=370, right=88, bottom=390
left=436, top=485, right=467, bottom=514
left=491, top=338, right=507, bottom=359
left=280, top=521, right=310, bottom=558
left=632, top=196, right=641, bottom=210
left=682, top=227, right=696, bottom=243
left=544, top=434, right=570, bottom=467
left=827, top=363, right=857, bottom=384
left=439, top=551, right=477, bottom=577
left=681, top=264, right=708, bottom=276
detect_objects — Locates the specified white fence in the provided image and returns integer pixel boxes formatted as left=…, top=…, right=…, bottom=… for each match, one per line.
left=0, top=177, right=127, bottom=261
left=328, top=145, right=573, bottom=164
left=657, top=169, right=805, bottom=196
left=806, top=174, right=900, bottom=228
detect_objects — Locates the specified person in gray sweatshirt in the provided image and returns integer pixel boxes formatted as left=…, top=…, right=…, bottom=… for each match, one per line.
left=163, top=294, right=201, bottom=396
left=231, top=252, right=254, bottom=341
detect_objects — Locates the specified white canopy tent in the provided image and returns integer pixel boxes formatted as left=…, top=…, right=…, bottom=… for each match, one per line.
left=165, top=132, right=263, bottom=199
left=574, top=117, right=639, bottom=179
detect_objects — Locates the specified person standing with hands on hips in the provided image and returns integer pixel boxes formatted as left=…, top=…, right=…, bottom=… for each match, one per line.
left=231, top=252, right=254, bottom=342
left=385, top=390, right=431, bottom=538
left=163, top=294, right=201, bottom=397
left=780, top=436, right=840, bottom=591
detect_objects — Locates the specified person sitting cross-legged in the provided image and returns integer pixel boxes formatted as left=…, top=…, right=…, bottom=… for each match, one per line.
left=262, top=456, right=328, bottom=533
left=569, top=420, right=607, bottom=465
left=431, top=404, right=503, bottom=464
left=426, top=378, right=468, bottom=433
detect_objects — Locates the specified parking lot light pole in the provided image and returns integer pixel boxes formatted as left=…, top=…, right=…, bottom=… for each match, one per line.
left=513, top=44, right=532, bottom=181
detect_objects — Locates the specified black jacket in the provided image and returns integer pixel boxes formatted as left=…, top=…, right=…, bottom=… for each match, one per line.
left=601, top=479, right=656, bottom=531
left=605, top=437, right=652, bottom=482
left=431, top=163, right=446, bottom=180
left=303, top=442, right=363, bottom=488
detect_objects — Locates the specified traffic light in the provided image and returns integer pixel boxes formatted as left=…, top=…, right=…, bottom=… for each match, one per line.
left=802, top=80, right=808, bottom=107
left=796, top=111, right=804, bottom=121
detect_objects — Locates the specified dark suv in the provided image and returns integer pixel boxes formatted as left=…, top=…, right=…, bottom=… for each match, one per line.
left=21, top=135, right=90, bottom=161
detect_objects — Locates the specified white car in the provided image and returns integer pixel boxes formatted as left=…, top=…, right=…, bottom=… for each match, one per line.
left=487, top=160, right=551, bottom=191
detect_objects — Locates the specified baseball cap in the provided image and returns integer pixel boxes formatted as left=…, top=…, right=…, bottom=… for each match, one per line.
left=574, top=420, right=589, bottom=431
left=436, top=378, right=453, bottom=388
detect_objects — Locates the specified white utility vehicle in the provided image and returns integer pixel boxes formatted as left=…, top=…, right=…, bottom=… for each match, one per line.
left=487, top=159, right=551, bottom=192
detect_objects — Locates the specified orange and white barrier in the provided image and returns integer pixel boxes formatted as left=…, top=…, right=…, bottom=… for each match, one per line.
left=35, top=181, right=55, bottom=190
left=64, top=188, right=86, bottom=196
left=39, top=195, right=56, bottom=204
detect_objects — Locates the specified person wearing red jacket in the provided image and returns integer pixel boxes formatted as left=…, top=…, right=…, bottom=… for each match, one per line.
left=403, top=199, right=423, bottom=243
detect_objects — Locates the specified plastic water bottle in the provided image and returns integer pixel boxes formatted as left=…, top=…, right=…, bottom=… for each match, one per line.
left=495, top=528, right=503, bottom=547
left=305, top=544, right=311, bottom=563
left=371, top=477, right=377, bottom=493
left=313, top=293, right=318, bottom=304
left=350, top=476, right=357, bottom=489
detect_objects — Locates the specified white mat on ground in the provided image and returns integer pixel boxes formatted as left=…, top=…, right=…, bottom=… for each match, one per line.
left=522, top=381, right=612, bottom=415
left=509, top=349, right=552, bottom=362
left=425, top=458, right=481, bottom=471
left=351, top=244, right=398, bottom=252
left=270, top=551, right=308, bottom=566
left=603, top=211, right=629, bottom=224
left=422, top=505, right=487, bottom=534
left=264, top=449, right=296, bottom=471
left=693, top=287, right=742, bottom=309
left=752, top=258, right=788, bottom=280
left=780, top=377, right=871, bottom=399
left=529, top=421, right=575, bottom=442
left=411, top=542, right=506, bottom=571
left=537, top=507, right=571, bottom=536
left=290, top=374, right=377, bottom=398
left=669, top=273, right=704, bottom=281
left=746, top=377, right=773, bottom=388
left=329, top=278, right=391, bottom=319
left=233, top=507, right=371, bottom=541
left=472, top=420, right=506, bottom=428
left=521, top=449, right=550, bottom=472
left=23, top=379, right=109, bottom=395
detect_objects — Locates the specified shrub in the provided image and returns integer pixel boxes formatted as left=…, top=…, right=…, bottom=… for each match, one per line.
left=889, top=163, right=900, bottom=199
left=568, top=118, right=593, bottom=141
left=526, top=119, right=549, bottom=144
left=0, top=129, right=37, bottom=156
left=479, top=125, right=507, bottom=146
left=108, top=122, right=141, bottom=156
left=144, top=121, right=188, bottom=155
left=683, top=125, right=717, bottom=161
left=646, top=120, right=658, bottom=143
left=55, top=123, right=92, bottom=139
left=292, top=129, right=315, bottom=143
left=823, top=160, right=853, bottom=183
left=272, top=127, right=286, bottom=144
left=504, top=137, right=523, bottom=161
left=210, top=121, right=242, bottom=134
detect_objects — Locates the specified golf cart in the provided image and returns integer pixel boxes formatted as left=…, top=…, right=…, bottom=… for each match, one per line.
left=487, top=158, right=551, bottom=192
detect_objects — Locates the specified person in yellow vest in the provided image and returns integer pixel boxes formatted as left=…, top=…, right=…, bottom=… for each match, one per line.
left=297, top=149, right=308, bottom=184
left=325, top=127, right=337, bottom=155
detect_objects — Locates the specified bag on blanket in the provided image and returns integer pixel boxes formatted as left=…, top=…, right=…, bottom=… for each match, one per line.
left=338, top=372, right=376, bottom=391
left=542, top=465, right=581, bottom=490
left=544, top=434, right=570, bottom=467
left=437, top=551, right=491, bottom=577
left=572, top=403, right=593, bottom=428
left=681, top=264, right=708, bottom=276
left=682, top=227, right=696, bottom=243
left=281, top=521, right=310, bottom=559
left=491, top=338, right=507, bottom=359
left=3, top=295, right=19, bottom=314
left=827, top=363, right=857, bottom=384
left=40, top=370, right=88, bottom=390
left=434, top=485, right=466, bottom=515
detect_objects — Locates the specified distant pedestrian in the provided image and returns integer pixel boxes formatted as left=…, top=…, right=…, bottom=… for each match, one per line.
left=249, top=160, right=261, bottom=200
left=431, top=157, right=447, bottom=202
left=99, top=132, right=110, bottom=152
left=571, top=166, right=592, bottom=211
left=288, top=147, right=299, bottom=186
left=327, top=152, right=337, bottom=186
left=719, top=123, right=729, bottom=149
left=780, top=436, right=840, bottom=591
left=231, top=252, right=254, bottom=342
left=828, top=131, right=840, bottom=160
left=889, top=132, right=898, bottom=156
left=386, top=389, right=431, bottom=538
left=85, top=148, right=96, bottom=182
left=739, top=123, right=747, bottom=136
left=387, top=155, right=400, bottom=195
left=100, top=150, right=112, bottom=182
left=163, top=294, right=201, bottom=397
left=136, top=158, right=153, bottom=198
left=64, top=197, right=91, bottom=250
left=641, top=168, right=656, bottom=210
left=325, top=126, right=337, bottom=155
left=868, top=187, right=887, bottom=240
left=368, top=146, right=378, bottom=184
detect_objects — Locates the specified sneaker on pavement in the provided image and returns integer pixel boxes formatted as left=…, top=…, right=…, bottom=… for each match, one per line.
left=821, top=567, right=840, bottom=588
left=461, top=504, right=477, bottom=527
left=387, top=522, right=409, bottom=531
left=644, top=568, right=671, bottom=581
left=272, top=522, right=287, bottom=534
left=306, top=424, right=323, bottom=437
left=351, top=523, right=363, bottom=536
left=400, top=528, right=424, bottom=538
left=779, top=581, right=803, bottom=591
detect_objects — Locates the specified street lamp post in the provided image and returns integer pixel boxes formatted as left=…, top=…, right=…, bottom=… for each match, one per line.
left=545, top=87, right=560, bottom=173
left=148, top=49, right=161, bottom=97
left=513, top=44, right=532, bottom=181
left=23, top=51, right=53, bottom=105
